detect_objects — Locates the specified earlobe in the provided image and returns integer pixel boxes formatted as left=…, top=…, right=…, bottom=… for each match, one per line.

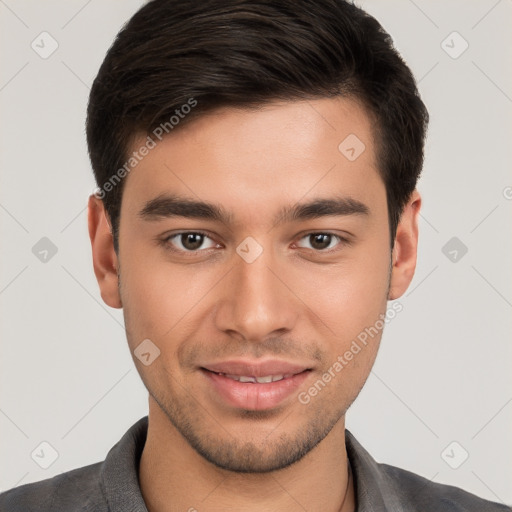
left=388, top=190, right=421, bottom=300
left=88, top=195, right=122, bottom=308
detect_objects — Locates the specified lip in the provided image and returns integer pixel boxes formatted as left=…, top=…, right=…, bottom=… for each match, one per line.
left=201, top=359, right=312, bottom=411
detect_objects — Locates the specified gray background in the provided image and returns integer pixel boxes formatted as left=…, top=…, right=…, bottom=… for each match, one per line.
left=1, top=0, right=511, bottom=505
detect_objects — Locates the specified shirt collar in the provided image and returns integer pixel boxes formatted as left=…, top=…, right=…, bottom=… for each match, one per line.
left=100, top=416, right=400, bottom=512
left=100, top=416, right=149, bottom=511
left=345, top=430, right=404, bottom=512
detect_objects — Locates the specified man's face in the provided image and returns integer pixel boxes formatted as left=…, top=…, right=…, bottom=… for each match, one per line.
left=114, top=98, right=394, bottom=472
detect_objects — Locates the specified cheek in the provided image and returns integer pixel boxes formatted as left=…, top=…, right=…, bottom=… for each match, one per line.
left=294, top=246, right=390, bottom=344
left=119, top=249, right=224, bottom=343
left=299, top=256, right=389, bottom=405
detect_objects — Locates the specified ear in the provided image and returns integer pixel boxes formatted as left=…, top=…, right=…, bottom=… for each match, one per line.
left=88, top=194, right=122, bottom=308
left=388, top=190, right=421, bottom=300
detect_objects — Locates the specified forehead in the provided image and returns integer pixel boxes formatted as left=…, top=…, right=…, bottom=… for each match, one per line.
left=121, top=97, right=384, bottom=224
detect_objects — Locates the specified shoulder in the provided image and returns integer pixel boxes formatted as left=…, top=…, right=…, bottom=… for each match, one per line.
left=0, top=462, right=107, bottom=512
left=345, top=430, right=511, bottom=512
left=379, top=462, right=512, bottom=512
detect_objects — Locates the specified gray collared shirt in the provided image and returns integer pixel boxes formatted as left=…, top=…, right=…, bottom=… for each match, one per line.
left=1, top=416, right=510, bottom=511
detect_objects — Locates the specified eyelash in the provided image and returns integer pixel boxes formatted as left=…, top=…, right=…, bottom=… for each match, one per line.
left=159, top=231, right=350, bottom=256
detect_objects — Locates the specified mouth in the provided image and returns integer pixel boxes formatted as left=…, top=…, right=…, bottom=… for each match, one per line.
left=200, top=360, right=312, bottom=411
left=210, top=372, right=294, bottom=384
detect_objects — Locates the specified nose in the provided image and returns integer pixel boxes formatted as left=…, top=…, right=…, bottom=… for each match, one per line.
left=214, top=246, right=299, bottom=343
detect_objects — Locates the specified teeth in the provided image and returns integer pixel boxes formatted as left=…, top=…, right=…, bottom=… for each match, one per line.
left=221, top=373, right=287, bottom=383
left=238, top=375, right=256, bottom=383
left=256, top=375, right=273, bottom=383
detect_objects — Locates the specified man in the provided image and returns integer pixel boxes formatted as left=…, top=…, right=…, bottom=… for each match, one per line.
left=1, top=0, right=509, bottom=510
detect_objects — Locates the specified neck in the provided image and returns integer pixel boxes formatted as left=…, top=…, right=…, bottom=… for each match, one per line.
left=139, top=399, right=355, bottom=512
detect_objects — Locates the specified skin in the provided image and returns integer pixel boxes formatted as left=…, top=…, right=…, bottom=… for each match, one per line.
left=88, top=97, right=421, bottom=512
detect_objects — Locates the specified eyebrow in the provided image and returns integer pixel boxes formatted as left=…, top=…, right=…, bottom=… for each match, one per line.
left=138, top=193, right=369, bottom=225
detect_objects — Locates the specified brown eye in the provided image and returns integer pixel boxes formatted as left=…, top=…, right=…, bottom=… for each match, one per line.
left=309, top=234, right=332, bottom=250
left=296, top=233, right=344, bottom=251
left=181, top=233, right=204, bottom=250
left=165, top=232, right=217, bottom=252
